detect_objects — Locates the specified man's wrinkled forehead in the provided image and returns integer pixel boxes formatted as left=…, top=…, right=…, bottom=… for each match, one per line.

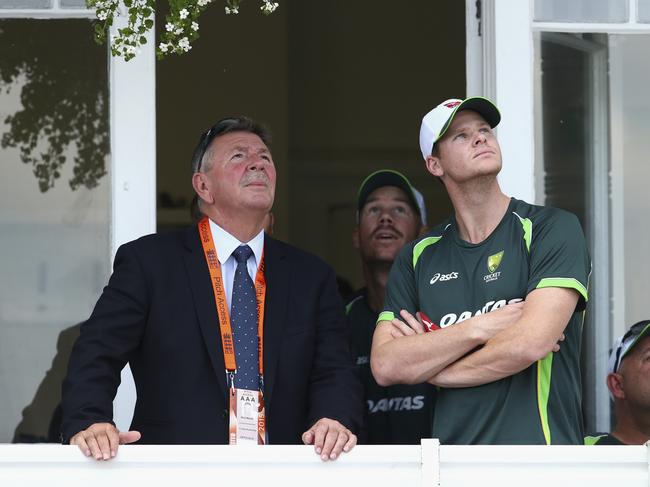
left=209, top=131, right=270, bottom=156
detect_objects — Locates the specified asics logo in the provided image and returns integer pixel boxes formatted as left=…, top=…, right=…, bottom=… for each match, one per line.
left=430, top=272, right=459, bottom=285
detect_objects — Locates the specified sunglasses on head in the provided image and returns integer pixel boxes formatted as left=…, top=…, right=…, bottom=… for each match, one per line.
left=192, top=118, right=241, bottom=173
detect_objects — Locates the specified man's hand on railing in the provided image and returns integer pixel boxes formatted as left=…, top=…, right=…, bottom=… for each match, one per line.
left=70, top=422, right=141, bottom=460
left=302, top=418, right=357, bottom=462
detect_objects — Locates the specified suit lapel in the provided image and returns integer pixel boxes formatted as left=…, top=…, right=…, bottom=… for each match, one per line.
left=182, top=226, right=228, bottom=399
left=262, top=236, right=290, bottom=408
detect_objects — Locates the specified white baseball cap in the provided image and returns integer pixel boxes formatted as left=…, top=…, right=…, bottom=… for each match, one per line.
left=608, top=319, right=650, bottom=374
left=419, top=96, right=501, bottom=160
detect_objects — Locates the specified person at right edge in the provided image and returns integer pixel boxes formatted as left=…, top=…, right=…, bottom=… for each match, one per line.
left=585, top=320, right=650, bottom=445
left=371, top=97, right=591, bottom=445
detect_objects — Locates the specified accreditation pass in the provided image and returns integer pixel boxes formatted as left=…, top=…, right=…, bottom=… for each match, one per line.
left=229, top=388, right=261, bottom=444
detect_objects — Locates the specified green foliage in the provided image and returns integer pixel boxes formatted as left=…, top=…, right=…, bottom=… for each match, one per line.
left=85, top=0, right=278, bottom=61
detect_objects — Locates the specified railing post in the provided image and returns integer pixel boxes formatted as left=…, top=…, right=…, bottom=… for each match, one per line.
left=645, top=440, right=649, bottom=487
left=421, top=438, right=440, bottom=486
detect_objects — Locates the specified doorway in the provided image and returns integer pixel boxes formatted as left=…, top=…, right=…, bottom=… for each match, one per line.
left=156, top=0, right=465, bottom=290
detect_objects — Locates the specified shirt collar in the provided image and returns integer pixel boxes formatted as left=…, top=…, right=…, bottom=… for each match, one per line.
left=208, top=218, right=265, bottom=266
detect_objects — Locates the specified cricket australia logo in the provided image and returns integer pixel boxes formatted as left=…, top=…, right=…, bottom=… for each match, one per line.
left=484, top=250, right=504, bottom=283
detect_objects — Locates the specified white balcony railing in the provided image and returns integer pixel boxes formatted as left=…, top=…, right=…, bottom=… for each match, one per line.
left=1, top=440, right=648, bottom=487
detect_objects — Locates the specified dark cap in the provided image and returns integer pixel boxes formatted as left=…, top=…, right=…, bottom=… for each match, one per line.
left=357, top=170, right=426, bottom=226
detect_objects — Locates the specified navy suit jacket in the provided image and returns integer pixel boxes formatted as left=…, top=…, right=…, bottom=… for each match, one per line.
left=61, top=226, right=363, bottom=444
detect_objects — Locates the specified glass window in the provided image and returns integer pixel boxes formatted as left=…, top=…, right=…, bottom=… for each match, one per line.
left=638, top=0, right=650, bottom=22
left=60, top=0, right=89, bottom=9
left=0, top=19, right=110, bottom=443
left=536, top=31, right=650, bottom=434
left=534, top=0, right=628, bottom=22
left=536, top=32, right=611, bottom=433
left=608, top=34, right=650, bottom=327
left=0, top=0, right=51, bottom=8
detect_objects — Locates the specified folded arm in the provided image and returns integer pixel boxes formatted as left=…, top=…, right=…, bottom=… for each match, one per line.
left=370, top=302, right=523, bottom=386
left=429, top=287, right=578, bottom=388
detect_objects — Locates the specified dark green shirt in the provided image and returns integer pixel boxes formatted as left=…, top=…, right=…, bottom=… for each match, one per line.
left=584, top=433, right=625, bottom=445
left=347, top=291, right=435, bottom=444
left=381, top=198, right=590, bottom=445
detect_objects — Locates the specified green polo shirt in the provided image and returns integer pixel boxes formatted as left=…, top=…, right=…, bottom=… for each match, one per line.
left=381, top=198, right=590, bottom=445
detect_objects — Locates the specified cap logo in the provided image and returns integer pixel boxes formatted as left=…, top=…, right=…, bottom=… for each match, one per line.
left=444, top=101, right=461, bottom=109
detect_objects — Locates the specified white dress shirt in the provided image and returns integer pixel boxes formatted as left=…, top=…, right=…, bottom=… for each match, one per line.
left=208, top=219, right=265, bottom=311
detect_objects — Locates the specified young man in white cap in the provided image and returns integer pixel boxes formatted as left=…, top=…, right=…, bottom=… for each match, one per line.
left=585, top=320, right=650, bottom=445
left=347, top=170, right=435, bottom=444
left=371, top=97, right=591, bottom=445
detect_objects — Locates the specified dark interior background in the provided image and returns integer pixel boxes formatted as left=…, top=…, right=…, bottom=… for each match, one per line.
left=156, top=0, right=465, bottom=290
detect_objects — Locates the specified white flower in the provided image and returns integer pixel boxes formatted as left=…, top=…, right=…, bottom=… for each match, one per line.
left=260, top=0, right=278, bottom=13
left=178, top=37, right=192, bottom=52
left=175, top=27, right=183, bottom=35
left=97, top=10, right=108, bottom=20
left=165, top=22, right=175, bottom=32
left=159, top=43, right=169, bottom=53
left=197, top=0, right=210, bottom=5
left=191, top=21, right=199, bottom=31
left=225, top=6, right=239, bottom=14
left=179, top=8, right=189, bottom=19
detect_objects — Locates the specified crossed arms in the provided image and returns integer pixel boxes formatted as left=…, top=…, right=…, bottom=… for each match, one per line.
left=370, top=287, right=579, bottom=388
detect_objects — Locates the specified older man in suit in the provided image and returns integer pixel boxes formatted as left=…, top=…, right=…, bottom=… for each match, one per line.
left=62, top=117, right=362, bottom=461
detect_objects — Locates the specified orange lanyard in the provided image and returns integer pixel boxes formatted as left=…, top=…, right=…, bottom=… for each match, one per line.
left=198, top=217, right=266, bottom=382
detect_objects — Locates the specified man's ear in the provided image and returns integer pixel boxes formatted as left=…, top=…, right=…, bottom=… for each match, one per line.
left=352, top=226, right=360, bottom=250
left=607, top=372, right=626, bottom=400
left=425, top=154, right=444, bottom=178
left=191, top=173, right=214, bottom=205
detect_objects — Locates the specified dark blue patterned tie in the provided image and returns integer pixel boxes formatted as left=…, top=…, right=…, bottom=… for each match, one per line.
left=230, top=245, right=259, bottom=390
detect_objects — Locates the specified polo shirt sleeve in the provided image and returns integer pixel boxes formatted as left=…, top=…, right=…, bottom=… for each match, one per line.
left=526, top=209, right=591, bottom=311
left=379, top=242, right=419, bottom=324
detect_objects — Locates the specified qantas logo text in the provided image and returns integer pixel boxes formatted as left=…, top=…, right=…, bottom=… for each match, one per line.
left=438, top=297, right=524, bottom=328
left=367, top=396, right=425, bottom=414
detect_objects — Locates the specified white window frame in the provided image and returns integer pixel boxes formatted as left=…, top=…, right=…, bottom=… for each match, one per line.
left=0, top=4, right=156, bottom=430
left=467, top=0, right=536, bottom=203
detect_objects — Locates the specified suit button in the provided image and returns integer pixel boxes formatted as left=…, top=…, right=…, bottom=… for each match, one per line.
left=222, top=409, right=228, bottom=419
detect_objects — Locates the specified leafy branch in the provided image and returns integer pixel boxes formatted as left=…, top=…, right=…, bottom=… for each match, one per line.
left=86, top=0, right=279, bottom=61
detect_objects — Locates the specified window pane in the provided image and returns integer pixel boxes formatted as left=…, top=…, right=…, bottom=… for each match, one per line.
left=536, top=32, right=611, bottom=433
left=609, top=34, right=650, bottom=326
left=0, top=19, right=110, bottom=443
left=0, top=0, right=51, bottom=8
left=534, top=0, right=628, bottom=22
left=60, top=0, right=89, bottom=9
left=638, top=0, right=650, bottom=22
left=536, top=31, right=650, bottom=435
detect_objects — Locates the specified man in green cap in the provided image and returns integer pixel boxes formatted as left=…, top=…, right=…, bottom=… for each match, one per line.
left=348, top=169, right=435, bottom=444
